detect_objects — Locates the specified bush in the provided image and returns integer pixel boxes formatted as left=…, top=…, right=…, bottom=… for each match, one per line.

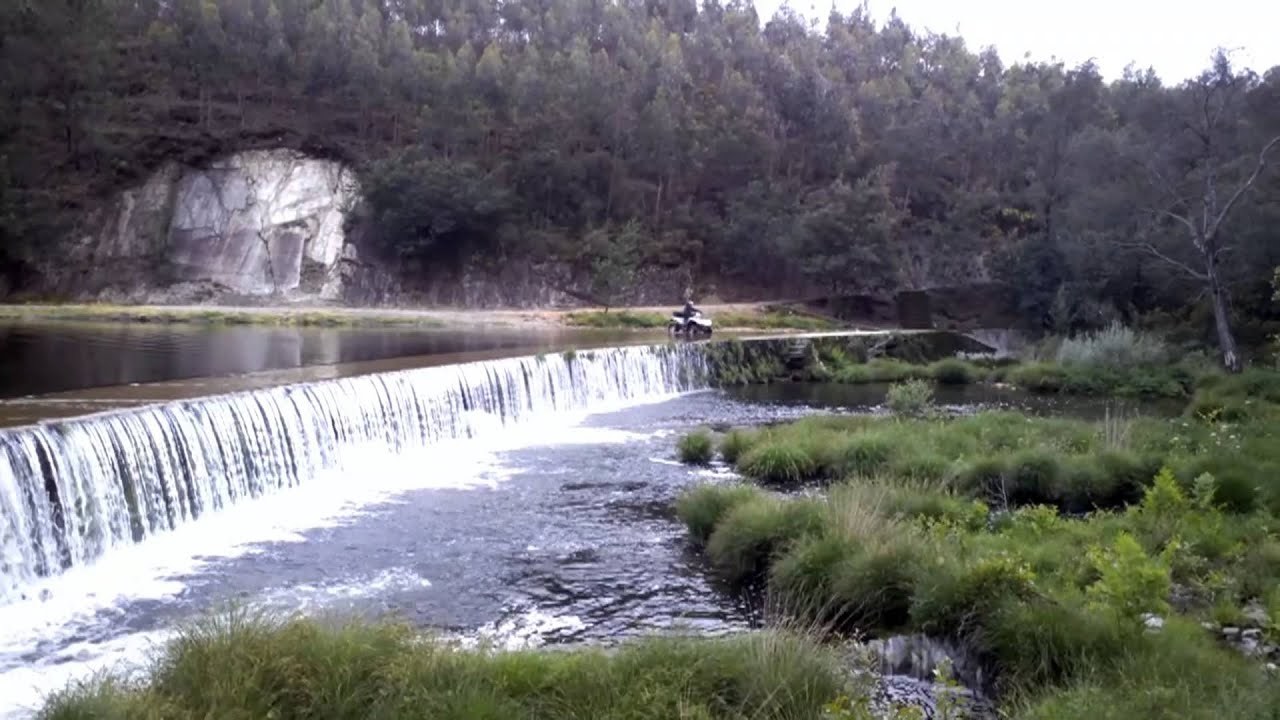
left=1005, top=448, right=1065, bottom=505
left=837, top=434, right=896, bottom=476
left=885, top=379, right=934, bottom=417
left=829, top=541, right=922, bottom=632
left=678, top=430, right=715, bottom=465
left=951, top=456, right=1009, bottom=499
left=40, top=613, right=851, bottom=720
left=719, top=429, right=756, bottom=464
left=676, top=484, right=764, bottom=546
left=1085, top=532, right=1172, bottom=620
left=1009, top=363, right=1067, bottom=393
left=929, top=358, right=978, bottom=385
left=910, top=554, right=1036, bottom=638
left=738, top=442, right=819, bottom=485
left=888, top=453, right=951, bottom=483
left=1055, top=322, right=1170, bottom=369
left=706, top=497, right=825, bottom=585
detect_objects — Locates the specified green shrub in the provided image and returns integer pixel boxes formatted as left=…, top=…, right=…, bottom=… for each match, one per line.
left=909, top=553, right=1036, bottom=638
left=1009, top=363, right=1067, bottom=393
left=769, top=533, right=859, bottom=622
left=719, top=429, right=756, bottom=464
left=888, top=453, right=951, bottom=483
left=676, top=484, right=764, bottom=546
left=1085, top=531, right=1172, bottom=620
left=706, top=497, right=824, bottom=585
left=929, top=358, right=978, bottom=385
left=738, top=442, right=819, bottom=485
left=951, top=456, right=1009, bottom=499
left=1005, top=448, right=1065, bottom=506
left=829, top=541, right=922, bottom=633
left=885, top=379, right=934, bottom=417
left=838, top=434, right=896, bottom=476
left=1055, top=322, right=1171, bottom=368
left=678, top=430, right=715, bottom=465
left=978, top=599, right=1135, bottom=691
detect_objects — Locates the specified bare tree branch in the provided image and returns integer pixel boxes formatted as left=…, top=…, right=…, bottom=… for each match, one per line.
left=1208, top=135, right=1280, bottom=238
left=1119, top=240, right=1208, bottom=280
left=1148, top=205, right=1199, bottom=240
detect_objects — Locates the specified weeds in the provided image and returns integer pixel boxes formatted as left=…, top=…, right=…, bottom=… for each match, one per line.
left=886, top=379, right=934, bottom=418
left=678, top=429, right=715, bottom=465
left=39, top=612, right=854, bottom=720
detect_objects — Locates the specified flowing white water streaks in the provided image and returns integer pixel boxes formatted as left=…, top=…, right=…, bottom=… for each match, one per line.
left=0, top=345, right=707, bottom=601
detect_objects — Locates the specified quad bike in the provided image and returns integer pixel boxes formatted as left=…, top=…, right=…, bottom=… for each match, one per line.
left=667, top=309, right=713, bottom=339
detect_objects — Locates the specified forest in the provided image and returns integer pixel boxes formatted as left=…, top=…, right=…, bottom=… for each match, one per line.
left=1, top=0, right=1278, bottom=360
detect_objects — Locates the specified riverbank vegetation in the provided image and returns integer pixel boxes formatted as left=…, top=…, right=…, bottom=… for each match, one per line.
left=38, top=613, right=857, bottom=720
left=0, top=304, right=447, bottom=328
left=675, top=369, right=1280, bottom=718
left=564, top=306, right=838, bottom=331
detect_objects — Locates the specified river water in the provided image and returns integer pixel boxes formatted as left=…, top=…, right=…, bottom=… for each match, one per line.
left=0, top=320, right=654, bottom=399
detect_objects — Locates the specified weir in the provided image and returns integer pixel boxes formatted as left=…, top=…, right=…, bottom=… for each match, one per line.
left=0, top=345, right=709, bottom=601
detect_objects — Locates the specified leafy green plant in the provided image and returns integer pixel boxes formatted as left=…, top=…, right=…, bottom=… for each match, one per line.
left=886, top=379, right=934, bottom=418
left=1085, top=531, right=1173, bottom=620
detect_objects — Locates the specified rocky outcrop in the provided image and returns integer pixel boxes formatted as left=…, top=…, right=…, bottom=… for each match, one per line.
left=47, top=150, right=381, bottom=303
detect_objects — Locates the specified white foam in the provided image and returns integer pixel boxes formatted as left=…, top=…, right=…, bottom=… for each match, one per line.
left=0, top=393, right=688, bottom=718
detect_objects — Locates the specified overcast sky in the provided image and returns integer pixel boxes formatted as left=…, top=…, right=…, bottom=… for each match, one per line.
left=756, top=0, right=1280, bottom=82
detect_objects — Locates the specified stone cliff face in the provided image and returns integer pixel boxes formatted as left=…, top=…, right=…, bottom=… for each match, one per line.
left=46, top=150, right=380, bottom=303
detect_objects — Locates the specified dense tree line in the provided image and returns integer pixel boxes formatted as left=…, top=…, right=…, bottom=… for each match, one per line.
left=1, top=0, right=1278, bottom=361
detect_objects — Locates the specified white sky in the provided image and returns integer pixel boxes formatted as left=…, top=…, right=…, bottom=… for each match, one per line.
left=761, top=0, right=1280, bottom=82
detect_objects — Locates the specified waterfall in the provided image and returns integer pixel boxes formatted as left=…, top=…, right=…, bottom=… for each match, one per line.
left=0, top=344, right=707, bottom=601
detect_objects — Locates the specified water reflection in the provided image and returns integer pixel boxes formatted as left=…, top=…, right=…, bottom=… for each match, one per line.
left=0, top=321, right=656, bottom=399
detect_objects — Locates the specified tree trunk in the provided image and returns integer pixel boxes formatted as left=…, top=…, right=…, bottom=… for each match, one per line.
left=1205, top=256, right=1242, bottom=372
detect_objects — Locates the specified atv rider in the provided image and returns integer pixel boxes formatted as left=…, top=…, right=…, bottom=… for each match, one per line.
left=677, top=298, right=701, bottom=322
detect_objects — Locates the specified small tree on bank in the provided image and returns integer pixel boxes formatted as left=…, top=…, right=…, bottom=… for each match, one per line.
left=1124, top=52, right=1280, bottom=372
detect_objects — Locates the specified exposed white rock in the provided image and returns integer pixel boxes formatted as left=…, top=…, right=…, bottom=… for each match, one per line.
left=166, top=150, right=359, bottom=297
left=71, top=149, right=364, bottom=302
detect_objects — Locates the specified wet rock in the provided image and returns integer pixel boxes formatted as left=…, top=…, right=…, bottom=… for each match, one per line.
left=850, top=635, right=996, bottom=719
left=1142, top=613, right=1164, bottom=632
left=1243, top=602, right=1271, bottom=628
left=1243, top=628, right=1264, bottom=641
left=1223, top=626, right=1242, bottom=639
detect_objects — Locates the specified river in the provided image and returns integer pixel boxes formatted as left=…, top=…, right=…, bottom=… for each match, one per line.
left=0, top=328, right=1166, bottom=718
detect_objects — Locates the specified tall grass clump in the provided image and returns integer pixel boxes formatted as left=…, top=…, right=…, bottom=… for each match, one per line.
left=677, top=429, right=715, bottom=465
left=676, top=484, right=764, bottom=545
left=885, top=379, right=934, bottom=417
left=719, top=429, right=756, bottom=464
left=705, top=496, right=824, bottom=584
left=1055, top=322, right=1170, bottom=369
left=929, top=357, right=978, bottom=385
left=738, top=442, right=819, bottom=485
left=40, top=611, right=853, bottom=720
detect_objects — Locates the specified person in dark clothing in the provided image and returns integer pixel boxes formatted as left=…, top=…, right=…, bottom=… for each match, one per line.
left=678, top=299, right=700, bottom=320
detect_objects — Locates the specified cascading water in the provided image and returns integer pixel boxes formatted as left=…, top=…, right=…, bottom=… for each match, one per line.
left=0, top=344, right=708, bottom=601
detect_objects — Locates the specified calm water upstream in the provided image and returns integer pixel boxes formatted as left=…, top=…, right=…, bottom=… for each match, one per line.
left=0, top=320, right=658, bottom=399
